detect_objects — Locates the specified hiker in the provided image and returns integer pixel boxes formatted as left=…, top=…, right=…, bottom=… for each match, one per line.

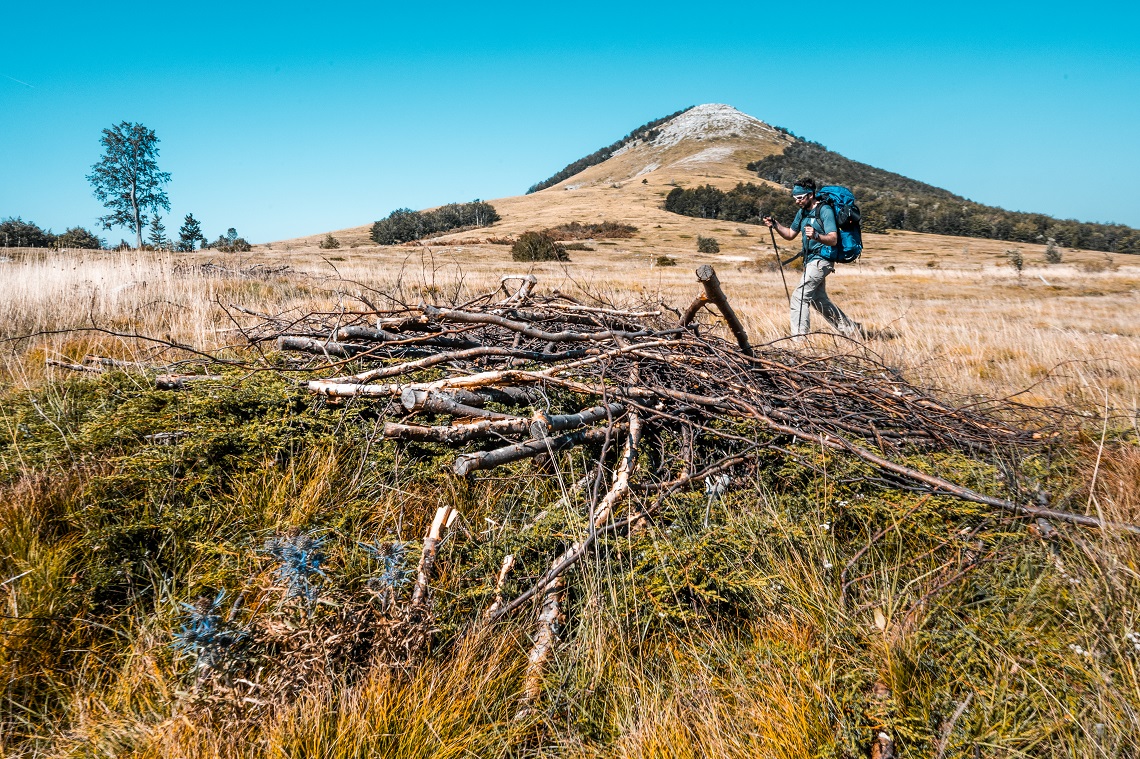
left=763, top=178, right=863, bottom=338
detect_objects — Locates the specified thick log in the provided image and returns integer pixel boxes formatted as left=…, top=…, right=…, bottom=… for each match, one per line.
left=336, top=324, right=404, bottom=342
left=383, top=418, right=531, bottom=444
left=337, top=324, right=480, bottom=350
left=454, top=426, right=617, bottom=477
left=422, top=304, right=654, bottom=343
left=529, top=402, right=625, bottom=439
left=401, top=389, right=519, bottom=420
left=278, top=336, right=367, bottom=357
left=694, top=265, right=753, bottom=356
left=306, top=380, right=402, bottom=397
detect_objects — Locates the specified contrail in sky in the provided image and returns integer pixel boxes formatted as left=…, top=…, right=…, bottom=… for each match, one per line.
left=2, top=73, right=35, bottom=88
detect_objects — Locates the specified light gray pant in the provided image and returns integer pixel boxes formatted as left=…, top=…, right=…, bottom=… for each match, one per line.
left=791, top=258, right=859, bottom=337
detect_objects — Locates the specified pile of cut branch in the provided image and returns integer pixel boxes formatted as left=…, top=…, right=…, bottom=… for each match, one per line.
left=240, top=268, right=1135, bottom=553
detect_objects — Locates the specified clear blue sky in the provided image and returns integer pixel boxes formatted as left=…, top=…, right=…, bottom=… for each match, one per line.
left=3, top=1, right=1138, bottom=243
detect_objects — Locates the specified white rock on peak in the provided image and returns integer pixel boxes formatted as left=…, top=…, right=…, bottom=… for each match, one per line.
left=613, top=104, right=784, bottom=156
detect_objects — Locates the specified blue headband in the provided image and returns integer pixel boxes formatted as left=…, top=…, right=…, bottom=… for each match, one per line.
left=792, top=185, right=810, bottom=196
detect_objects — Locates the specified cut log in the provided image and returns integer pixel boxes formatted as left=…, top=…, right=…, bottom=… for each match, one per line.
left=155, top=374, right=222, bottom=390
left=383, top=418, right=531, bottom=443
left=306, top=381, right=402, bottom=398
left=401, top=389, right=519, bottom=420
left=454, top=426, right=618, bottom=477
left=278, top=336, right=367, bottom=357
left=694, top=265, right=753, bottom=356
left=529, top=402, right=625, bottom=439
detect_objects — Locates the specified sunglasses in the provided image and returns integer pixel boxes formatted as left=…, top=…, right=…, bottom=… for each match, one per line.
left=793, top=193, right=810, bottom=201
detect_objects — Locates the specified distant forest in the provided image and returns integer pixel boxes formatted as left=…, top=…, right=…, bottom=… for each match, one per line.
left=526, top=107, right=694, bottom=194
left=743, top=142, right=1139, bottom=254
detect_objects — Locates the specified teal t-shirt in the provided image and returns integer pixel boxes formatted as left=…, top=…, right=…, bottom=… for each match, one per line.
left=791, top=203, right=838, bottom=263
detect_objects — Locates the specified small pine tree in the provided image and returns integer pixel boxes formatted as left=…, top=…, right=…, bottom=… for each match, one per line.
left=177, top=214, right=204, bottom=251
left=147, top=216, right=168, bottom=249
left=1007, top=248, right=1024, bottom=280
left=319, top=234, right=340, bottom=250
left=1044, top=237, right=1062, bottom=264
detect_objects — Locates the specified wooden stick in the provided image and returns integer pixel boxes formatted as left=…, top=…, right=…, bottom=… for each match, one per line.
left=488, top=410, right=641, bottom=622
left=46, top=359, right=103, bottom=373
left=410, top=505, right=455, bottom=609
left=484, top=554, right=516, bottom=619
left=384, top=403, right=624, bottom=444
left=306, top=380, right=403, bottom=398
left=517, top=575, right=564, bottom=712
left=680, top=294, right=709, bottom=327
left=694, top=265, right=753, bottom=356
left=454, top=426, right=618, bottom=477
left=422, top=304, right=654, bottom=343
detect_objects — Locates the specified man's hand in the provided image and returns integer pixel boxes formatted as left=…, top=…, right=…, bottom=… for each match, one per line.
left=762, top=216, right=776, bottom=229
left=804, top=225, right=816, bottom=240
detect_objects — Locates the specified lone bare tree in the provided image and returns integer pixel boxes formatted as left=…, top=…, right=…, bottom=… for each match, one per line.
left=87, top=122, right=171, bottom=249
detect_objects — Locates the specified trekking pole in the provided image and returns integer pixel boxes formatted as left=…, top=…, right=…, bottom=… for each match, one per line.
left=768, top=226, right=791, bottom=304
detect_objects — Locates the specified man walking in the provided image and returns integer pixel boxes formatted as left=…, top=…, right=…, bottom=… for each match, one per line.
left=763, top=178, right=862, bottom=338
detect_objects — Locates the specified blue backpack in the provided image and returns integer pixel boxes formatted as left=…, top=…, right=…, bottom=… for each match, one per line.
left=814, top=185, right=863, bottom=263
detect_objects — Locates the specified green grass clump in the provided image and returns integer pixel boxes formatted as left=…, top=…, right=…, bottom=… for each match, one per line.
left=2, top=371, right=1139, bottom=757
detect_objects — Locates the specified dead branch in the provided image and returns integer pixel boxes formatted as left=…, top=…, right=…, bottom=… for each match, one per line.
left=410, top=505, right=457, bottom=609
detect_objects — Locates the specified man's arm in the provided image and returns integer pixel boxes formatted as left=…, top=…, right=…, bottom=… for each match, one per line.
left=763, top=215, right=799, bottom=241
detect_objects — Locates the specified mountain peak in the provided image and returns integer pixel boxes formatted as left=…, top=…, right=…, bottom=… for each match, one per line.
left=613, top=103, right=788, bottom=157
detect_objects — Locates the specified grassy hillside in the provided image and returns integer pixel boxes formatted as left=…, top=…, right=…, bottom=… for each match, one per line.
left=746, top=141, right=1140, bottom=253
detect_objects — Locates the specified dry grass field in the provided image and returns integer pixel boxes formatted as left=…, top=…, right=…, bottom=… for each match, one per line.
left=6, top=231, right=1135, bottom=415
left=3, top=106, right=1140, bottom=758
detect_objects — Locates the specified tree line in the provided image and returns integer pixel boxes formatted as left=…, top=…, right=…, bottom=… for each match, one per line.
left=663, top=183, right=798, bottom=224
left=526, top=107, right=695, bottom=194
left=743, top=141, right=1140, bottom=254
left=371, top=201, right=500, bottom=245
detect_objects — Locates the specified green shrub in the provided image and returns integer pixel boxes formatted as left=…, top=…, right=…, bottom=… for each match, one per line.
left=319, top=234, right=340, bottom=250
left=544, top=221, right=637, bottom=240
left=697, top=235, right=720, bottom=254
left=56, top=226, right=104, bottom=249
left=511, top=231, right=569, bottom=262
left=655, top=255, right=677, bottom=266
